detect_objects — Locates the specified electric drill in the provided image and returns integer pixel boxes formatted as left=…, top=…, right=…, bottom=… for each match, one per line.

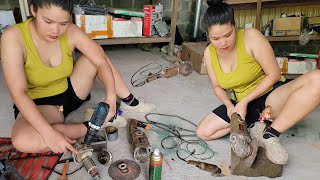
left=84, top=102, right=119, bottom=145
left=84, top=102, right=109, bottom=145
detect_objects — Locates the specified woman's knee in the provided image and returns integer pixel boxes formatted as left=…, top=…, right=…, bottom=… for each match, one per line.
left=196, top=113, right=229, bottom=140
left=196, top=126, right=229, bottom=141
left=307, top=70, right=320, bottom=88
left=11, top=129, right=29, bottom=152
left=195, top=126, right=207, bottom=140
left=74, top=55, right=98, bottom=76
left=196, top=127, right=212, bottom=141
left=11, top=120, right=45, bottom=153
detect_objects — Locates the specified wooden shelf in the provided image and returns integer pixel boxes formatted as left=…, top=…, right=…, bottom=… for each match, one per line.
left=225, top=0, right=277, bottom=4
left=230, top=0, right=319, bottom=10
left=95, top=36, right=173, bottom=45
left=267, top=35, right=320, bottom=41
left=96, top=0, right=180, bottom=56
left=18, top=0, right=180, bottom=56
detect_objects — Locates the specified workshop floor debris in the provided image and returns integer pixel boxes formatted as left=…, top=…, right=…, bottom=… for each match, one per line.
left=1, top=46, right=320, bottom=179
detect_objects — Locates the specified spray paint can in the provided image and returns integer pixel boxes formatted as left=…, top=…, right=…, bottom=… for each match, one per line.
left=149, top=149, right=163, bottom=180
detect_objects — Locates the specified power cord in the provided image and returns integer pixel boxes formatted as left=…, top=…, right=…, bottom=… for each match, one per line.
left=144, top=113, right=215, bottom=162
left=131, top=63, right=163, bottom=87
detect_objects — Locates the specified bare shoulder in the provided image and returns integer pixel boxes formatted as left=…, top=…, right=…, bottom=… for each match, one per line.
left=204, top=45, right=210, bottom=56
left=204, top=45, right=211, bottom=63
left=243, top=28, right=265, bottom=41
left=1, top=26, right=22, bottom=44
left=1, top=26, right=25, bottom=60
left=65, top=23, right=82, bottom=48
left=66, top=23, right=92, bottom=47
left=67, top=23, right=81, bottom=32
left=243, top=28, right=270, bottom=54
left=66, top=23, right=81, bottom=39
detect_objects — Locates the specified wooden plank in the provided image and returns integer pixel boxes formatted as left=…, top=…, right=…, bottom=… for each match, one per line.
left=255, top=0, right=262, bottom=30
left=94, top=37, right=173, bottom=45
left=168, top=0, right=179, bottom=56
left=267, top=35, right=320, bottom=41
left=262, top=0, right=320, bottom=8
left=231, top=0, right=320, bottom=10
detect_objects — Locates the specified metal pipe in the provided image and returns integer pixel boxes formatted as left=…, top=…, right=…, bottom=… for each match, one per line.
left=193, top=0, right=202, bottom=38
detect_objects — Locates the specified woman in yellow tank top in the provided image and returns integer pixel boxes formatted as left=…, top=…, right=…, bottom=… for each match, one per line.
left=1, top=0, right=155, bottom=154
left=196, top=0, right=320, bottom=165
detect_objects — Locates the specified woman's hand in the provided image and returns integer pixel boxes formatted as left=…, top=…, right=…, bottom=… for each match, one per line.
left=104, top=99, right=117, bottom=125
left=230, top=101, right=248, bottom=120
left=43, top=129, right=78, bottom=154
left=226, top=104, right=235, bottom=119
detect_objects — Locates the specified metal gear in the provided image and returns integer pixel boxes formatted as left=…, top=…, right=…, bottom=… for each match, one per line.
left=108, top=159, right=141, bottom=180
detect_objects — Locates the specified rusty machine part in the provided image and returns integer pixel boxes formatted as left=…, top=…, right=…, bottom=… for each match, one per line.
left=129, top=119, right=152, bottom=163
left=108, top=159, right=141, bottom=180
left=230, top=112, right=283, bottom=177
left=187, top=160, right=222, bottom=177
left=146, top=73, right=161, bottom=83
left=161, top=66, right=179, bottom=78
left=178, top=61, right=193, bottom=76
left=98, top=148, right=113, bottom=165
left=162, top=61, right=193, bottom=78
left=146, top=61, right=193, bottom=83
left=73, top=143, right=100, bottom=180
left=229, top=113, right=258, bottom=168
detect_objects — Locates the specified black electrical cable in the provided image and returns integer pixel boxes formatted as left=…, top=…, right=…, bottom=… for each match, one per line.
left=144, top=113, right=215, bottom=162
left=131, top=63, right=163, bottom=87
left=42, top=164, right=84, bottom=176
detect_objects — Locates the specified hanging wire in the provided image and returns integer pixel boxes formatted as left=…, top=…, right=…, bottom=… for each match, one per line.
left=145, top=113, right=215, bottom=162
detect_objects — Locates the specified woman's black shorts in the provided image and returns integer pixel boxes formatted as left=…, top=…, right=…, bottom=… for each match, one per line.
left=212, top=81, right=284, bottom=126
left=13, top=78, right=90, bottom=119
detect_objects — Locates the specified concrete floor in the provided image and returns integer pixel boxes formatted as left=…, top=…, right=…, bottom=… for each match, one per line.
left=1, top=46, right=320, bottom=179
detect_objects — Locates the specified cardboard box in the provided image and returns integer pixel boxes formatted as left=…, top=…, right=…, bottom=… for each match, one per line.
left=272, top=30, right=286, bottom=36
left=288, top=59, right=317, bottom=74
left=272, top=17, right=303, bottom=36
left=182, top=42, right=208, bottom=75
left=75, top=14, right=113, bottom=39
left=143, top=4, right=163, bottom=36
left=112, top=18, right=142, bottom=38
left=308, top=17, right=320, bottom=25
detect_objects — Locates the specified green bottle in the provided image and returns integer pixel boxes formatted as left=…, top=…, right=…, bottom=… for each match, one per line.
left=149, top=149, right=163, bottom=180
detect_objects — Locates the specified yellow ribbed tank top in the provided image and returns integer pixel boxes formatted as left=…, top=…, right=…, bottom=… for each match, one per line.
left=210, top=29, right=285, bottom=102
left=14, top=18, right=73, bottom=99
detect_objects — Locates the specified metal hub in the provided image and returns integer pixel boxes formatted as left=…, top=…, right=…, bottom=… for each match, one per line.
left=108, top=159, right=141, bottom=180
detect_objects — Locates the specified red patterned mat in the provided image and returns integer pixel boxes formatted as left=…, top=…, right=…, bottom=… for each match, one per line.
left=0, top=137, right=62, bottom=180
